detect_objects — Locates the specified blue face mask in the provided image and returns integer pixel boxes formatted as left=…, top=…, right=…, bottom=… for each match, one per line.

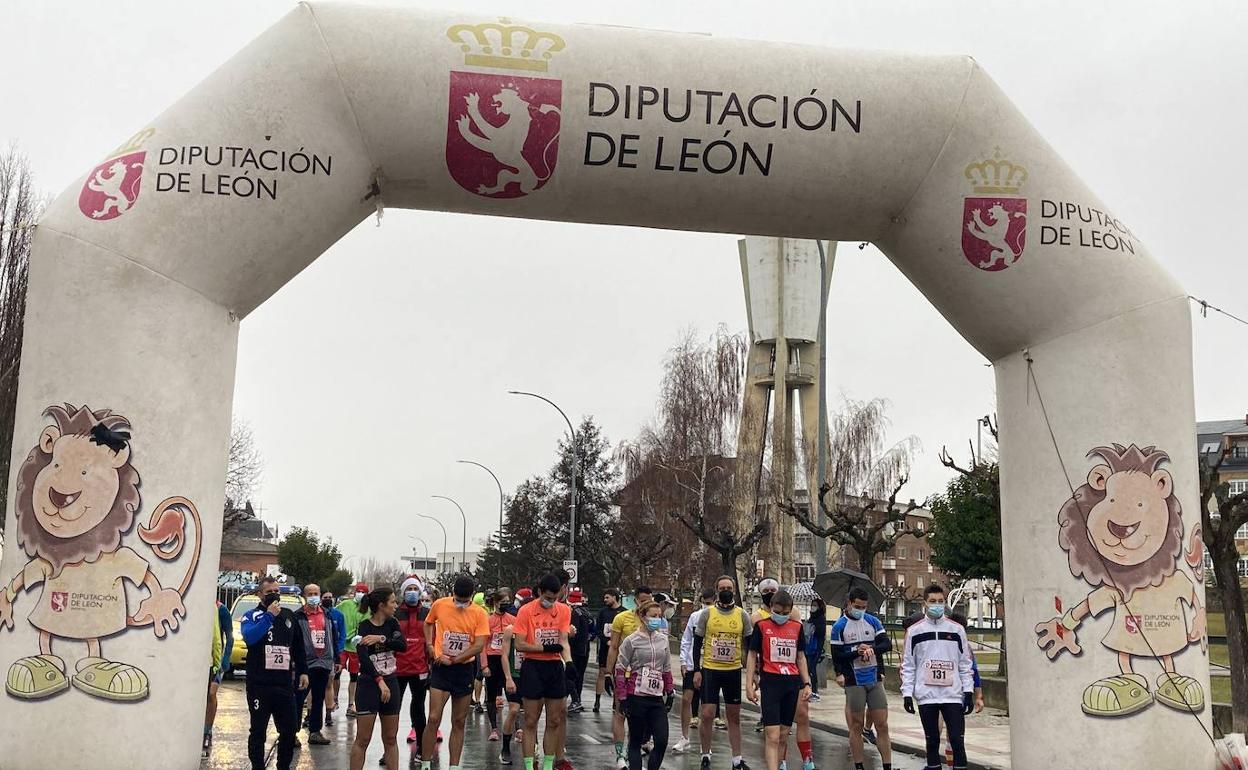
left=646, top=618, right=663, bottom=631
left=926, top=602, right=946, bottom=619
left=404, top=591, right=419, bottom=606
left=771, top=612, right=789, bottom=625
left=847, top=607, right=864, bottom=620
left=306, top=596, right=321, bottom=607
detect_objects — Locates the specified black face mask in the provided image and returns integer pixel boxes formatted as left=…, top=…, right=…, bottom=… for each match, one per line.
left=718, top=590, right=735, bottom=605
left=761, top=592, right=775, bottom=607
left=262, top=591, right=280, bottom=607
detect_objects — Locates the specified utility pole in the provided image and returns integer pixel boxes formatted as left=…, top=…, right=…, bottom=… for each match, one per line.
left=508, top=390, right=578, bottom=561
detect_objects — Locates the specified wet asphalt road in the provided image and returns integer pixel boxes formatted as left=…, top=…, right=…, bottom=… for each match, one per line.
left=202, top=679, right=924, bottom=769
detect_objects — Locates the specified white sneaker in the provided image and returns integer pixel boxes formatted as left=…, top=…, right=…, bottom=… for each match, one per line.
left=614, top=756, right=627, bottom=769
left=672, top=737, right=692, bottom=753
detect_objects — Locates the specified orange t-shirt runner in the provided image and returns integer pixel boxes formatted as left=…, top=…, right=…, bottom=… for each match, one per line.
left=425, top=596, right=490, bottom=660
left=512, top=600, right=571, bottom=661
left=486, top=611, right=515, bottom=656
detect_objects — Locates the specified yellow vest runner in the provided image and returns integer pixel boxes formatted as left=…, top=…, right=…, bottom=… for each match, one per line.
left=701, top=606, right=748, bottom=671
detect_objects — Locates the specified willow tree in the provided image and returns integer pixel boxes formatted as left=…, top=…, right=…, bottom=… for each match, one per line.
left=619, top=327, right=766, bottom=596
left=0, top=148, right=42, bottom=536
left=781, top=398, right=923, bottom=575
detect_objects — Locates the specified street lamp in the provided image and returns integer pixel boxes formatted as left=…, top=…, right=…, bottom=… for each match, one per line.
left=408, top=536, right=431, bottom=581
left=508, top=390, right=578, bottom=561
left=431, top=495, right=468, bottom=573
left=416, top=513, right=448, bottom=575
left=458, top=459, right=504, bottom=535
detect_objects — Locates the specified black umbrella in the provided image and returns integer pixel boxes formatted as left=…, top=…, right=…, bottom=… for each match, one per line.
left=813, top=568, right=885, bottom=610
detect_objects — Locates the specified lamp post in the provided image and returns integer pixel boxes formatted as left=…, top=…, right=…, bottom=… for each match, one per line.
left=408, top=536, right=431, bottom=581
left=431, top=495, right=468, bottom=573
left=458, top=459, right=504, bottom=535
left=416, top=513, right=448, bottom=575
left=508, top=390, right=578, bottom=561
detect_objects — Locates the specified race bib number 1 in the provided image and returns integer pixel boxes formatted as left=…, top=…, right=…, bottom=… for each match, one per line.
left=923, top=659, right=955, bottom=687
left=264, top=645, right=290, bottom=671
left=373, top=651, right=397, bottom=676
left=444, top=631, right=470, bottom=657
left=635, top=666, right=663, bottom=697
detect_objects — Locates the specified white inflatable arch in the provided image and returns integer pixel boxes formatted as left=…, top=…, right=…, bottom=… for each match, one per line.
left=1, top=4, right=1212, bottom=768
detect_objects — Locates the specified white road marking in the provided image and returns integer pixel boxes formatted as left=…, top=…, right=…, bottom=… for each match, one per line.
left=580, top=733, right=601, bottom=744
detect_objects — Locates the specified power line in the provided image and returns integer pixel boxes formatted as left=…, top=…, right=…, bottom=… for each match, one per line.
left=1190, top=295, right=1248, bottom=327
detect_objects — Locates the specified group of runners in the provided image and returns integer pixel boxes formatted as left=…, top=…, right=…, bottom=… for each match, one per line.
left=205, top=570, right=984, bottom=770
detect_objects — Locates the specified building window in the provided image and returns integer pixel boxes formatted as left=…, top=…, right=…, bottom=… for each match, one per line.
left=917, top=548, right=926, bottom=561
left=1238, top=557, right=1248, bottom=578
left=795, top=563, right=815, bottom=581
left=1204, top=552, right=1214, bottom=575
left=897, top=546, right=907, bottom=559
left=1230, top=480, right=1248, bottom=497
left=1236, top=524, right=1248, bottom=541
left=914, top=521, right=926, bottom=534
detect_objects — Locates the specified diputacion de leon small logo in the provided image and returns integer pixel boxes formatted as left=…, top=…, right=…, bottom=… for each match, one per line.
left=77, top=128, right=154, bottom=221
left=444, top=19, right=564, bottom=199
left=962, top=148, right=1028, bottom=271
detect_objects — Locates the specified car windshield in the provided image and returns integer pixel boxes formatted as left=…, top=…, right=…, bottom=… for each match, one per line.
left=231, top=595, right=303, bottom=620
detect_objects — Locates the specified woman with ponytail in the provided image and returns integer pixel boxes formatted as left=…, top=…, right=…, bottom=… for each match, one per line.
left=349, top=587, right=407, bottom=770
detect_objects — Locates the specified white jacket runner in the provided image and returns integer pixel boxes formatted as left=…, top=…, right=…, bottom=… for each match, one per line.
left=900, top=615, right=975, bottom=706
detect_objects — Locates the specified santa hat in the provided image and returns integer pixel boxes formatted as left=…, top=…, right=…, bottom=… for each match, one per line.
left=400, top=576, right=423, bottom=594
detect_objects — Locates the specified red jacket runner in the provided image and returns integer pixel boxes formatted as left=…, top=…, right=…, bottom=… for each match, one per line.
left=395, top=605, right=429, bottom=676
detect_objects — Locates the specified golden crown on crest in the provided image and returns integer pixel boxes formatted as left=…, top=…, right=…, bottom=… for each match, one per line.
left=964, top=148, right=1027, bottom=195
left=446, top=18, right=566, bottom=72
left=110, top=127, right=156, bottom=158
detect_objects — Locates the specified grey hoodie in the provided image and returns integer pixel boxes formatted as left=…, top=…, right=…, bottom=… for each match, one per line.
left=294, top=605, right=338, bottom=671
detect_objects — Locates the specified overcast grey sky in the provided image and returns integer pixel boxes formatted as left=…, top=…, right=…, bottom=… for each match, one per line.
left=4, top=0, right=1246, bottom=567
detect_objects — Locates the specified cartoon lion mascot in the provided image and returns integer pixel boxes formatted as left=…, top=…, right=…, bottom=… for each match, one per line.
left=1035, top=443, right=1206, bottom=717
left=0, top=404, right=201, bottom=702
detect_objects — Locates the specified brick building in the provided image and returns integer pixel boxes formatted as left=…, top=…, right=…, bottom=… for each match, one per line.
left=1199, top=417, right=1248, bottom=582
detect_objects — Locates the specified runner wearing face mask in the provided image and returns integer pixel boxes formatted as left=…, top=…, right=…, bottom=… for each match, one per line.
left=513, top=573, right=573, bottom=770
left=350, top=587, right=407, bottom=770
left=604, top=585, right=655, bottom=769
left=594, top=589, right=623, bottom=713
left=614, top=601, right=675, bottom=770
left=241, top=576, right=309, bottom=770
left=901, top=584, right=974, bottom=770
left=340, top=582, right=370, bottom=717
left=484, top=588, right=517, bottom=742
left=391, top=577, right=430, bottom=760
left=746, top=590, right=813, bottom=770
left=674, top=588, right=715, bottom=754
left=421, top=576, right=490, bottom=770
left=294, top=583, right=338, bottom=746
left=693, top=575, right=753, bottom=770
left=750, top=579, right=804, bottom=744
left=322, top=592, right=347, bottom=727
left=832, top=586, right=893, bottom=770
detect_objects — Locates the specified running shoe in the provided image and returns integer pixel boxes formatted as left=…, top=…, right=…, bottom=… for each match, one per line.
left=690, top=716, right=700, bottom=728
left=717, top=717, right=728, bottom=730
left=489, top=729, right=501, bottom=742
left=672, top=737, right=691, bottom=753
left=593, top=695, right=601, bottom=713
left=862, top=726, right=878, bottom=746
left=325, top=711, right=334, bottom=727
left=407, top=728, right=417, bottom=743
left=802, top=759, right=816, bottom=770
left=808, top=692, right=821, bottom=702
left=568, top=701, right=584, bottom=713
left=700, top=757, right=711, bottom=770
left=754, top=718, right=764, bottom=732
left=499, top=746, right=513, bottom=765
left=554, top=759, right=574, bottom=770
left=734, top=760, right=752, bottom=770
left=346, top=706, right=358, bottom=718
left=642, top=739, right=653, bottom=755
left=308, top=731, right=330, bottom=745
left=201, top=733, right=211, bottom=758
left=614, top=757, right=627, bottom=770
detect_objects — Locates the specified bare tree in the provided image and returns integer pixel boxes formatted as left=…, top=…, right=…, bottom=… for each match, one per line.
left=221, top=419, right=264, bottom=532
left=621, top=327, right=766, bottom=594
left=0, top=147, right=44, bottom=537
left=354, top=556, right=409, bottom=591
left=781, top=398, right=923, bottom=574
left=1201, top=449, right=1248, bottom=732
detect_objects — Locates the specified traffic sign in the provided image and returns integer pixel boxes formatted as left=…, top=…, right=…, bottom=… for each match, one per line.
left=563, top=559, right=579, bottom=584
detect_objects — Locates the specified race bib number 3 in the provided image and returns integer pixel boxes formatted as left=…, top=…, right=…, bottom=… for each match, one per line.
left=711, top=637, right=739, bottom=663
left=264, top=645, right=290, bottom=671
left=923, top=659, right=955, bottom=687
left=769, top=636, right=797, bottom=663
left=444, top=631, right=470, bottom=657
left=373, top=651, right=397, bottom=676
left=635, top=666, right=663, bottom=697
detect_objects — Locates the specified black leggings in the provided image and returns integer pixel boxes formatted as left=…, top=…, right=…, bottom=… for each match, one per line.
left=397, top=675, right=428, bottom=749
left=626, top=696, right=668, bottom=770
left=486, top=656, right=507, bottom=729
left=918, top=701, right=966, bottom=768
